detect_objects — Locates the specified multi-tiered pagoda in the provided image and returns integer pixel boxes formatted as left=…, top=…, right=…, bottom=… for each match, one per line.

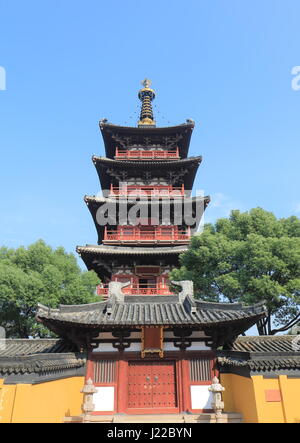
left=37, top=81, right=266, bottom=417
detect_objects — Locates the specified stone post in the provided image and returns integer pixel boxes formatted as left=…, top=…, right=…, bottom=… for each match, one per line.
left=81, top=378, right=97, bottom=422
left=208, top=376, right=225, bottom=423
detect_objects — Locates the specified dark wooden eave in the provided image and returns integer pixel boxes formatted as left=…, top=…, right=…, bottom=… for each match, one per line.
left=76, top=244, right=188, bottom=278
left=92, top=156, right=202, bottom=192
left=99, top=121, right=195, bottom=159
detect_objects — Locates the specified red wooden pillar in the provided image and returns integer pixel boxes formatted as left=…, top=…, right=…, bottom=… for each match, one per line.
left=181, top=357, right=192, bottom=412
left=116, top=358, right=128, bottom=413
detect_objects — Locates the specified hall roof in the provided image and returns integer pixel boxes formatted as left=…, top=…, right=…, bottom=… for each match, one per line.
left=99, top=121, right=195, bottom=159
left=36, top=294, right=266, bottom=335
left=0, top=339, right=86, bottom=384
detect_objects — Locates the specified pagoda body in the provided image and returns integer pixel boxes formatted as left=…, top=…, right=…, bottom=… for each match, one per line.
left=80, top=81, right=208, bottom=298
left=37, top=82, right=266, bottom=416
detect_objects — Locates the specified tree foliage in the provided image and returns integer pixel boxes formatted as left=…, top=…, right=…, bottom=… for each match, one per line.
left=170, top=208, right=300, bottom=335
left=0, top=240, right=100, bottom=338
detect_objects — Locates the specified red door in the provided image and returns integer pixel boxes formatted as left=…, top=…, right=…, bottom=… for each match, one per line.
left=127, top=361, right=177, bottom=413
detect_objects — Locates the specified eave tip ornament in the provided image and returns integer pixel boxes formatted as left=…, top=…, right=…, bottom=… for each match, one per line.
left=138, top=78, right=156, bottom=127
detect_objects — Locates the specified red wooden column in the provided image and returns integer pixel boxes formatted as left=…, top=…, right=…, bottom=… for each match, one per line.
left=116, top=358, right=128, bottom=413
left=181, top=357, right=192, bottom=412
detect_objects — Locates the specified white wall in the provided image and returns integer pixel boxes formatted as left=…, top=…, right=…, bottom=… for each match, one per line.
left=190, top=385, right=212, bottom=410
left=93, top=387, right=115, bottom=411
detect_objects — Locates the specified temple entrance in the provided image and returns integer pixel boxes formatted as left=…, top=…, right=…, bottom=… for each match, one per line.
left=127, top=361, right=177, bottom=412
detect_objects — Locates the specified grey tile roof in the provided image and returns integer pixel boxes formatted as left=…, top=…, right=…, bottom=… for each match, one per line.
left=77, top=244, right=189, bottom=256
left=0, top=339, right=76, bottom=357
left=92, top=156, right=202, bottom=168
left=218, top=336, right=300, bottom=373
left=233, top=335, right=299, bottom=353
left=84, top=195, right=210, bottom=205
left=218, top=355, right=300, bottom=371
left=36, top=296, right=266, bottom=329
left=0, top=354, right=85, bottom=376
left=0, top=339, right=86, bottom=380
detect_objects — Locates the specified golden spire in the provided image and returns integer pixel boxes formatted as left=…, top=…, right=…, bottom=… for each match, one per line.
left=138, top=79, right=156, bottom=127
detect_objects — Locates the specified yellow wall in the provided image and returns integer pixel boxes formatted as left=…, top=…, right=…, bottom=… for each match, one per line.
left=221, top=373, right=258, bottom=423
left=1, top=373, right=299, bottom=423
left=0, top=377, right=84, bottom=423
left=221, top=373, right=300, bottom=423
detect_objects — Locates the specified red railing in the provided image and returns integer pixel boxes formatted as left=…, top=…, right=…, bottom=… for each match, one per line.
left=109, top=184, right=185, bottom=198
left=115, top=147, right=179, bottom=160
left=97, top=284, right=174, bottom=297
left=104, top=226, right=191, bottom=243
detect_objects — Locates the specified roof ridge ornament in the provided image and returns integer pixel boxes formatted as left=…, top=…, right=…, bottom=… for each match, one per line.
left=141, top=78, right=152, bottom=89
left=138, top=78, right=156, bottom=127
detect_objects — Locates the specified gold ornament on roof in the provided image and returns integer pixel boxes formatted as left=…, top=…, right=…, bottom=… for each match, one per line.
left=138, top=78, right=156, bottom=127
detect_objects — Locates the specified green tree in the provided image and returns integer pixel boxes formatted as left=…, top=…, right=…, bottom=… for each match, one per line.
left=170, top=208, right=300, bottom=335
left=0, top=240, right=100, bottom=338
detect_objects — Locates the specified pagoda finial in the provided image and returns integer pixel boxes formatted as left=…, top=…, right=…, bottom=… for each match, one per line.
left=138, top=79, right=156, bottom=127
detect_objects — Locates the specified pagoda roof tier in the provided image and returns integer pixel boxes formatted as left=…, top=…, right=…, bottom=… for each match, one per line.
left=36, top=285, right=266, bottom=349
left=92, top=156, right=202, bottom=191
left=84, top=195, right=210, bottom=244
left=99, top=121, right=195, bottom=159
left=77, top=244, right=188, bottom=255
left=77, top=245, right=188, bottom=279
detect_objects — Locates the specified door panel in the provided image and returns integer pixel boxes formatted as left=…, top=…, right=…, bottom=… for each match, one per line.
left=127, top=361, right=177, bottom=410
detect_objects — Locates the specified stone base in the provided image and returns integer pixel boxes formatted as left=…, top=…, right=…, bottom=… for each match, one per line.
left=64, top=412, right=243, bottom=423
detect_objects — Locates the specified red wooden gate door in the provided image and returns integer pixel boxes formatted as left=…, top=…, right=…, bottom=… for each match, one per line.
left=127, top=361, right=177, bottom=413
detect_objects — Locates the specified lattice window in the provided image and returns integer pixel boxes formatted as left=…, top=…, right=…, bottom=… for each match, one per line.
left=189, top=358, right=212, bottom=382
left=93, top=360, right=116, bottom=384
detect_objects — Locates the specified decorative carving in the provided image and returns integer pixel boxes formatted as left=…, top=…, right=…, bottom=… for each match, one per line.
left=142, top=171, right=152, bottom=185
left=108, top=281, right=130, bottom=302
left=111, top=134, right=132, bottom=148
left=66, top=329, right=99, bottom=352
left=112, top=329, right=131, bottom=352
left=171, top=280, right=194, bottom=302
left=167, top=168, right=188, bottom=184
left=93, top=259, right=112, bottom=274
left=163, top=134, right=183, bottom=148
left=173, top=328, right=193, bottom=351
left=106, top=169, right=128, bottom=183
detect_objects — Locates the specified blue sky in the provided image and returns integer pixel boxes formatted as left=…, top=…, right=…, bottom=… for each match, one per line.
left=1, top=0, right=300, bottom=261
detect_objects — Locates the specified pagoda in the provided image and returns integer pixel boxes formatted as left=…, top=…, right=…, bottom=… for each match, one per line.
left=36, top=81, right=267, bottom=416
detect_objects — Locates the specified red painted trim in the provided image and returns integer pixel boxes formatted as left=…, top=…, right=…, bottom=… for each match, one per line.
left=88, top=351, right=216, bottom=415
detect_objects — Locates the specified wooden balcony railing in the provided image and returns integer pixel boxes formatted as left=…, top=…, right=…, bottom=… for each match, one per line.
left=115, top=147, right=179, bottom=160
left=97, top=284, right=174, bottom=297
left=103, top=226, right=191, bottom=244
left=109, top=184, right=185, bottom=198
